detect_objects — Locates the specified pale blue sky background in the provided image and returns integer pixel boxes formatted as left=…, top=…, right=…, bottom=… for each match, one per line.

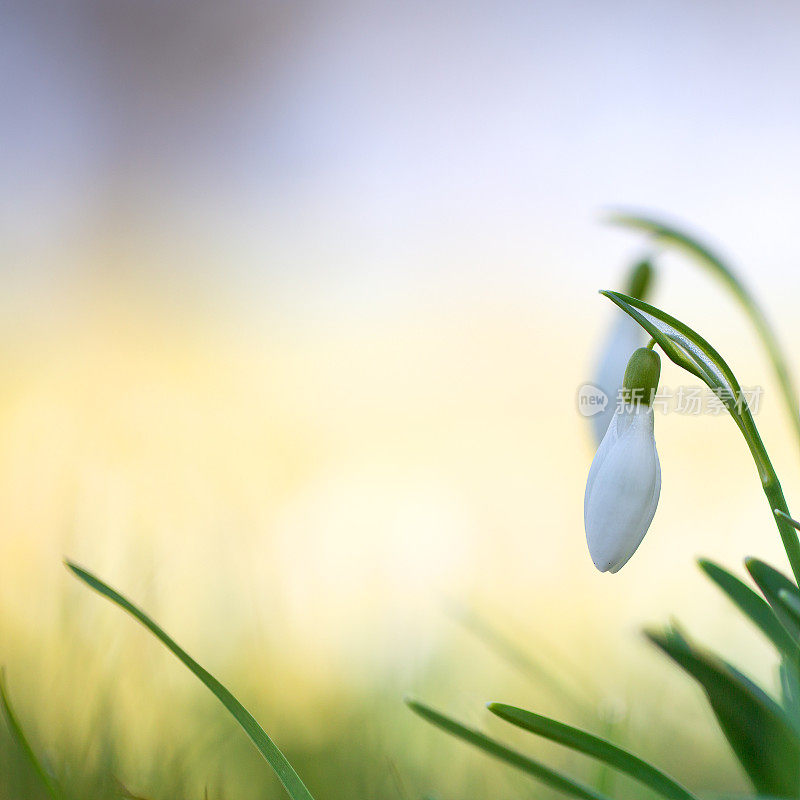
left=2, top=1, right=800, bottom=318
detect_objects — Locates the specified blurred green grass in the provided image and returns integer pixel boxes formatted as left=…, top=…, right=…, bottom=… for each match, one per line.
left=0, top=581, right=757, bottom=800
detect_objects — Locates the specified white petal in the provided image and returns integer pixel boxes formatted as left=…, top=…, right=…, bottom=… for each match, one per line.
left=584, top=406, right=622, bottom=505
left=584, top=404, right=661, bottom=573
left=590, top=315, right=646, bottom=443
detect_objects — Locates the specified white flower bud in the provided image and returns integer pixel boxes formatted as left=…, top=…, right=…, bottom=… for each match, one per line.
left=584, top=403, right=661, bottom=573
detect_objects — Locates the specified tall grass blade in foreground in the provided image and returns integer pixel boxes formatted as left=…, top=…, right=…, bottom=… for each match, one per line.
left=487, top=702, right=698, bottom=800
left=0, top=667, right=64, bottom=800
left=404, top=697, right=612, bottom=800
left=65, top=561, right=316, bottom=800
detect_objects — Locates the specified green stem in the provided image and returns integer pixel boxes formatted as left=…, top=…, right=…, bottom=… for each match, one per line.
left=737, top=412, right=800, bottom=585
left=765, top=482, right=800, bottom=587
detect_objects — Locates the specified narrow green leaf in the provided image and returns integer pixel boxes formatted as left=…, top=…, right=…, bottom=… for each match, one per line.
left=65, top=561, right=315, bottom=800
left=0, top=668, right=64, bottom=800
left=646, top=626, right=800, bottom=796
left=404, top=697, right=612, bottom=800
left=747, top=560, right=800, bottom=730
left=597, top=290, right=763, bottom=481
left=698, top=559, right=800, bottom=662
left=746, top=559, right=800, bottom=642
left=599, top=291, right=744, bottom=415
left=487, top=703, right=697, bottom=800
left=607, top=212, right=800, bottom=448
left=778, top=590, right=800, bottom=726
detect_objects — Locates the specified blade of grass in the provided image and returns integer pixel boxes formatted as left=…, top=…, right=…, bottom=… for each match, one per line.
left=487, top=703, right=697, bottom=800
left=746, top=559, right=800, bottom=641
left=0, top=667, right=64, bottom=800
left=698, top=559, right=800, bottom=663
left=646, top=626, right=800, bottom=796
left=404, top=697, right=613, bottom=800
left=65, top=561, right=315, bottom=800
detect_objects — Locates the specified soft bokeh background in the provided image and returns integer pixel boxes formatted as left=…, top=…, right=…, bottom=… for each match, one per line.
left=3, top=1, right=800, bottom=797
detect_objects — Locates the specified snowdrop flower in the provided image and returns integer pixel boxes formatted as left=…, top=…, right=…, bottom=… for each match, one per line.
left=590, top=260, right=654, bottom=443
left=585, top=346, right=661, bottom=573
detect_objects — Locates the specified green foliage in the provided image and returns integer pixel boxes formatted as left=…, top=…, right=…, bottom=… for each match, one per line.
left=0, top=669, right=65, bottom=800
left=645, top=625, right=800, bottom=797
left=599, top=290, right=741, bottom=402
left=699, top=559, right=800, bottom=663
left=65, top=561, right=316, bottom=800
left=405, top=697, right=613, bottom=800
left=624, top=257, right=654, bottom=301
left=487, top=703, right=697, bottom=800
left=746, top=559, right=800, bottom=643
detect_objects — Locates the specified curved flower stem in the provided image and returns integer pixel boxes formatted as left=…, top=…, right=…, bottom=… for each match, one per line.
left=736, top=411, right=800, bottom=584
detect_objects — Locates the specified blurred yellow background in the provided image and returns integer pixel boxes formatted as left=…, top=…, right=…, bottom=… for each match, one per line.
left=4, top=2, right=800, bottom=797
